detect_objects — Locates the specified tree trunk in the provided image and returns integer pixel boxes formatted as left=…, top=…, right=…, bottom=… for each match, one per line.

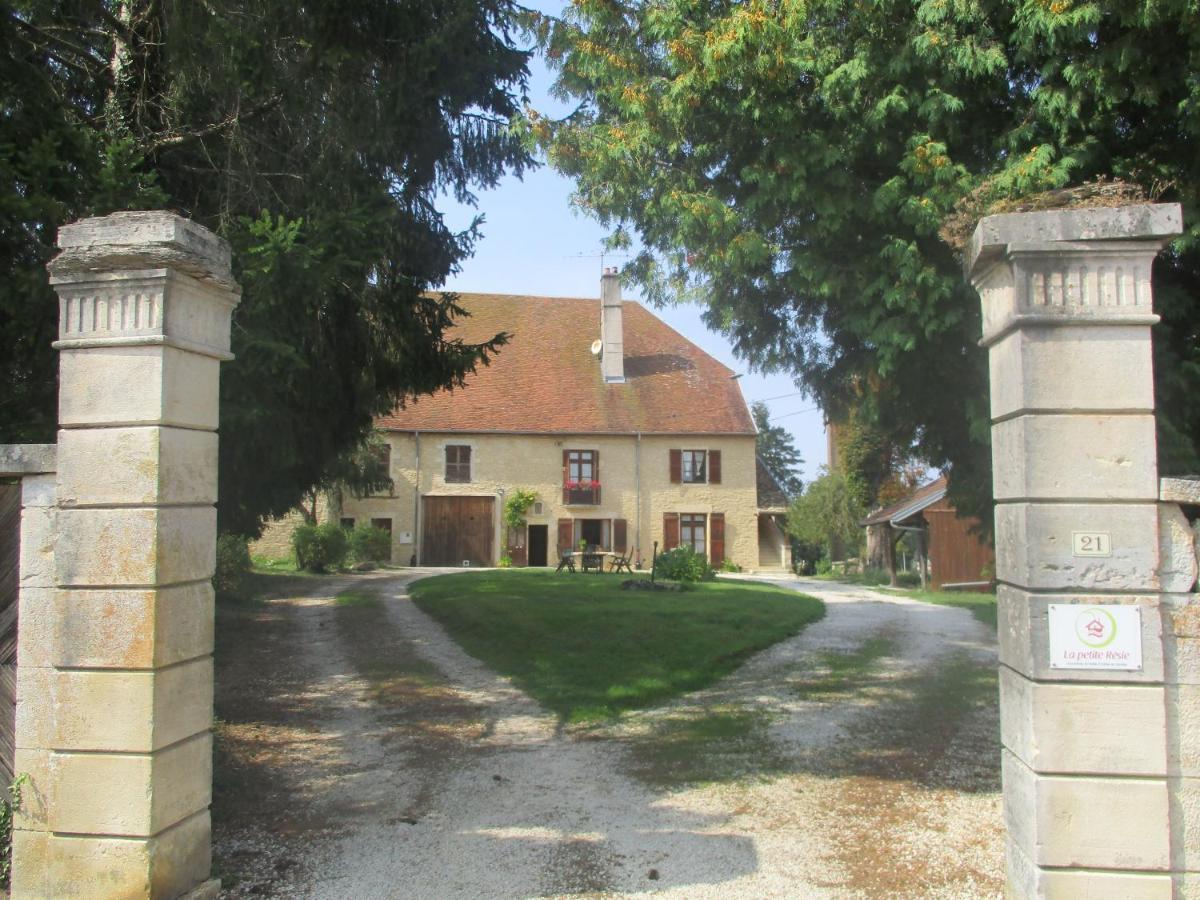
left=105, top=1, right=166, bottom=141
left=917, top=528, right=928, bottom=589
left=866, top=524, right=888, bottom=570
left=881, top=527, right=899, bottom=586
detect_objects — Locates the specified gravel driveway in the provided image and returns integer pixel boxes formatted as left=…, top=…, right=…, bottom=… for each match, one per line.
left=213, top=572, right=1004, bottom=898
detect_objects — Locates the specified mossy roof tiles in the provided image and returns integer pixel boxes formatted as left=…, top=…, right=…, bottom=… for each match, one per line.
left=376, top=293, right=756, bottom=435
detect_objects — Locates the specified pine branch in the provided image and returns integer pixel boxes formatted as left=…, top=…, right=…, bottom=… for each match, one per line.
left=146, top=94, right=283, bottom=153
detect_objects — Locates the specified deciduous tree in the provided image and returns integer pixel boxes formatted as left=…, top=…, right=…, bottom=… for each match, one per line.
left=533, top=0, right=1200, bottom=514
left=786, top=470, right=863, bottom=563
left=2, top=0, right=532, bottom=533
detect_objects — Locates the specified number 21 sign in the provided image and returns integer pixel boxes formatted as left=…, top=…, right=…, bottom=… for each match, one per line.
left=1072, top=532, right=1112, bottom=557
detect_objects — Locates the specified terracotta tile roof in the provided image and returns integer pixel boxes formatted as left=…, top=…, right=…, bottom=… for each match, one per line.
left=860, top=476, right=949, bottom=526
left=377, top=293, right=756, bottom=435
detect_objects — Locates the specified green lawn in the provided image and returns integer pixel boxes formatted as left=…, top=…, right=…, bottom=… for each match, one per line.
left=880, top=587, right=997, bottom=629
left=410, top=570, right=825, bottom=722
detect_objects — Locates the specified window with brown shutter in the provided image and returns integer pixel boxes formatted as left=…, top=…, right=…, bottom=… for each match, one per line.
left=663, top=512, right=680, bottom=550
left=709, top=512, right=725, bottom=567
left=709, top=450, right=721, bottom=484
left=669, top=449, right=682, bottom=483
left=681, top=449, right=707, bottom=483
left=614, top=518, right=627, bottom=553
left=557, top=518, right=574, bottom=554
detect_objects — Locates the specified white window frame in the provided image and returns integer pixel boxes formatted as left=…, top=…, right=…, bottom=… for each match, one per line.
left=681, top=449, right=708, bottom=484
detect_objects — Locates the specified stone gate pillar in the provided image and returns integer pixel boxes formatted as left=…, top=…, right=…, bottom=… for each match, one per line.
left=13, top=212, right=240, bottom=899
left=967, top=204, right=1188, bottom=897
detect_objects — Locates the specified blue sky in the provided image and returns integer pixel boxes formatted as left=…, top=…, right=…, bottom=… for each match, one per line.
left=438, top=1, right=827, bottom=480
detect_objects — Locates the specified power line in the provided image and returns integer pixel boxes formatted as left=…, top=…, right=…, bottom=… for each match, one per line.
left=772, top=406, right=822, bottom=421
left=748, top=390, right=806, bottom=404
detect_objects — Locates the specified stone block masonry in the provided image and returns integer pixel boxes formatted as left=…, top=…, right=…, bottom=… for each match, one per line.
left=968, top=203, right=1194, bottom=897
left=11, top=212, right=239, bottom=899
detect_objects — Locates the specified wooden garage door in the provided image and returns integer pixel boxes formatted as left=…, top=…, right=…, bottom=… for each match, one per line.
left=422, top=496, right=494, bottom=567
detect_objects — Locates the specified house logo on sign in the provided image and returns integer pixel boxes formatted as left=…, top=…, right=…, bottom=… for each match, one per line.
left=1049, top=604, right=1142, bottom=671
left=1077, top=609, right=1116, bottom=647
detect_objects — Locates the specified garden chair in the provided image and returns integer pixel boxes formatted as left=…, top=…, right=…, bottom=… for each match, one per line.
left=555, top=551, right=576, bottom=573
left=581, top=552, right=604, bottom=573
left=608, top=553, right=633, bottom=574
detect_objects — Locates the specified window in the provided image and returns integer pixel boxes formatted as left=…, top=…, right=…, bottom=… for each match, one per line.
left=670, top=449, right=721, bottom=484
left=682, top=450, right=707, bottom=483
left=566, top=449, right=596, bottom=483
left=340, top=517, right=355, bottom=530
left=563, top=449, right=600, bottom=504
left=680, top=514, right=707, bottom=555
left=369, top=443, right=393, bottom=496
left=533, top=501, right=544, bottom=516
left=445, top=445, right=471, bottom=482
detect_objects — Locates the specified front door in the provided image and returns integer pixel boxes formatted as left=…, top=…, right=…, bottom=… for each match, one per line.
left=527, top=525, right=548, bottom=567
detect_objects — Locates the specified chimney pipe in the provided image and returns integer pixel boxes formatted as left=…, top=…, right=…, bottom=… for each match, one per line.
left=600, top=267, right=625, bottom=383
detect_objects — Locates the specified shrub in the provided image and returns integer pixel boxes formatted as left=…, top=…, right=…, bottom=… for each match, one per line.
left=349, top=524, right=391, bottom=564
left=214, top=533, right=253, bottom=602
left=719, top=559, right=741, bottom=573
left=0, top=773, right=27, bottom=888
left=792, top=539, right=823, bottom=575
left=653, top=546, right=715, bottom=582
left=815, top=557, right=833, bottom=575
left=293, top=522, right=349, bottom=572
left=499, top=554, right=513, bottom=568
left=858, top=567, right=891, bottom=586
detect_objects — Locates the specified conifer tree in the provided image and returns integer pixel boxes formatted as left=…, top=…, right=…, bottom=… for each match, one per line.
left=2, top=1, right=532, bottom=533
left=751, top=402, right=803, bottom=499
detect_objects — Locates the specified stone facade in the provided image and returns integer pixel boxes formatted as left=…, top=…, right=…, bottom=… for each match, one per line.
left=11, top=212, right=238, bottom=899
left=338, top=430, right=761, bottom=571
left=968, top=203, right=1198, bottom=897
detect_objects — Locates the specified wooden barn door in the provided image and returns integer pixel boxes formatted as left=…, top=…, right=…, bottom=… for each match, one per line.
left=421, top=496, right=495, bottom=567
left=0, top=484, right=20, bottom=784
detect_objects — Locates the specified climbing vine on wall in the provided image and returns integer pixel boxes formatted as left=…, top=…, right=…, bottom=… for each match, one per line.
left=504, top=489, right=539, bottom=530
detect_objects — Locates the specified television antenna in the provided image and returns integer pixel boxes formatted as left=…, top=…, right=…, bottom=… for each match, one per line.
left=564, top=249, right=632, bottom=272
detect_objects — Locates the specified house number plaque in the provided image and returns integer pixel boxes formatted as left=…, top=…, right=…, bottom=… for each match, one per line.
left=1071, top=532, right=1112, bottom=557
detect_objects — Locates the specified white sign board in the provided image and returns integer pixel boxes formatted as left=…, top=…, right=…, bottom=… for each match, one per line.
left=1071, top=532, right=1112, bottom=557
left=1048, top=604, right=1142, bottom=670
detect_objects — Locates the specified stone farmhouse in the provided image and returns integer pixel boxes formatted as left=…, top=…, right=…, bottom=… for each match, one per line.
left=331, top=271, right=789, bottom=572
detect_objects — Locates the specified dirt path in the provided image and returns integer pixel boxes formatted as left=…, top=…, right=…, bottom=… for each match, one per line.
left=213, top=572, right=1003, bottom=898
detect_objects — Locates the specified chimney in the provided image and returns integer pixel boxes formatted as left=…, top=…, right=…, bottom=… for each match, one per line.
left=600, top=267, right=625, bottom=383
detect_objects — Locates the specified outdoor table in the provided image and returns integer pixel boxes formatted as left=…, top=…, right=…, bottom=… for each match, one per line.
left=562, top=550, right=614, bottom=573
